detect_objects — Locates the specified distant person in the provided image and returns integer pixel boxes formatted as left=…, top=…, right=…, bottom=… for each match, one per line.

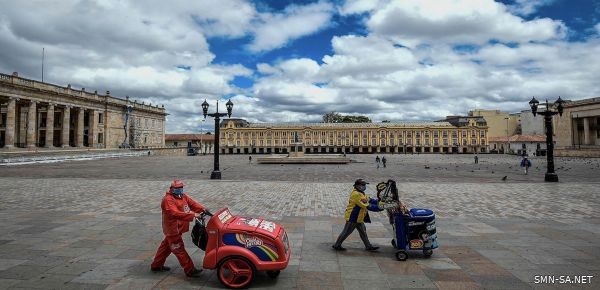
left=375, top=156, right=380, bottom=169
left=520, top=156, right=532, bottom=175
left=249, top=155, right=252, bottom=164
left=474, top=155, right=478, bottom=164
left=382, top=156, right=387, bottom=168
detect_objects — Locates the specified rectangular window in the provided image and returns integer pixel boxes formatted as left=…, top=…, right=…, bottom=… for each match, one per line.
left=0, top=113, right=5, bottom=127
left=443, top=139, right=448, bottom=146
left=434, top=139, right=439, bottom=146
left=98, top=113, right=104, bottom=124
left=481, top=139, right=486, bottom=145
left=371, top=139, right=376, bottom=146
left=390, top=139, right=394, bottom=146
left=98, top=133, right=103, bottom=144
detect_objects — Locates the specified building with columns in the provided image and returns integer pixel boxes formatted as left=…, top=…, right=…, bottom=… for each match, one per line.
left=554, top=97, right=600, bottom=150
left=0, top=72, right=167, bottom=150
left=217, top=118, right=488, bottom=154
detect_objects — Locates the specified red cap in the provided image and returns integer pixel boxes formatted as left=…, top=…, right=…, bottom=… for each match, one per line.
left=171, top=179, right=185, bottom=188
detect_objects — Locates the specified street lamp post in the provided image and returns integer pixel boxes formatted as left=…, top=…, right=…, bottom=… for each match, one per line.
left=529, top=96, right=565, bottom=182
left=504, top=117, right=509, bottom=154
left=202, top=99, right=233, bottom=180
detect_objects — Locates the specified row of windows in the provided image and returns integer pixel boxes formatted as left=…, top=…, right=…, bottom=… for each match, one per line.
left=227, top=138, right=487, bottom=147
left=133, top=116, right=162, bottom=130
left=223, top=129, right=486, bottom=139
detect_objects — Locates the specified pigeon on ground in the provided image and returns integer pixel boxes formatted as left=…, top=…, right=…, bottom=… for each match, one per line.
left=502, top=176, right=507, bottom=181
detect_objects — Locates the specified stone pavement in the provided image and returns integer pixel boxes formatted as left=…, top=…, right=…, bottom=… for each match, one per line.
left=0, top=154, right=599, bottom=289
left=1, top=154, right=600, bottom=183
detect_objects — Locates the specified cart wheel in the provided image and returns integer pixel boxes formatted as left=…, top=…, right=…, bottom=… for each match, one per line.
left=395, top=250, right=408, bottom=261
left=391, top=239, right=396, bottom=248
left=423, top=249, right=433, bottom=258
left=266, top=270, right=280, bottom=278
left=217, top=256, right=255, bottom=289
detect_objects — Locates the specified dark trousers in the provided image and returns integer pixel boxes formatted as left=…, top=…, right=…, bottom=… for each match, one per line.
left=334, top=221, right=372, bottom=248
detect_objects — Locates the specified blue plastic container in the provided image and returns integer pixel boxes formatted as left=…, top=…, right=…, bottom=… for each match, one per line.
left=391, top=208, right=438, bottom=260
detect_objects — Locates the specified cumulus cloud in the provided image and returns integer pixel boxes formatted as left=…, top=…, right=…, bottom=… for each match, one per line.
left=366, top=0, right=566, bottom=46
left=1, top=0, right=598, bottom=133
left=248, top=1, right=334, bottom=52
left=508, top=0, right=556, bottom=16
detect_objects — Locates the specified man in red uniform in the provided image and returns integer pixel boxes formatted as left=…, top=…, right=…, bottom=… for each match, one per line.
left=151, top=179, right=207, bottom=277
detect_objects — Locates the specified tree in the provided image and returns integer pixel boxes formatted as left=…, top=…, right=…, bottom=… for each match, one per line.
left=382, top=120, right=391, bottom=123
left=322, top=111, right=342, bottom=123
left=322, top=112, right=371, bottom=123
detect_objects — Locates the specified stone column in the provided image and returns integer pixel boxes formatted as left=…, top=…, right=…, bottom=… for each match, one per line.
left=46, top=103, right=54, bottom=147
left=583, top=117, right=590, bottom=145
left=5, top=97, right=18, bottom=149
left=26, top=100, right=37, bottom=148
left=77, top=107, right=84, bottom=147
left=62, top=106, right=71, bottom=147
left=89, top=110, right=97, bottom=148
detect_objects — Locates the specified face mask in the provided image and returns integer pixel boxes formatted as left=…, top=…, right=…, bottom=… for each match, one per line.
left=172, top=188, right=184, bottom=197
left=357, top=185, right=366, bottom=192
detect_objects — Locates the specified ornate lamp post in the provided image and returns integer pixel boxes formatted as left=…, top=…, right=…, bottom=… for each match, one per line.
left=529, top=96, right=565, bottom=182
left=202, top=99, right=233, bottom=179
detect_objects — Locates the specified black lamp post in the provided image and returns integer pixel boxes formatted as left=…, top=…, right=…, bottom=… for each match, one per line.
left=529, top=96, right=565, bottom=182
left=202, top=99, right=233, bottom=179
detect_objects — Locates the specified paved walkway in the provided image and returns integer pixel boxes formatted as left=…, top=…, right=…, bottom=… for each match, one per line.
left=1, top=174, right=599, bottom=289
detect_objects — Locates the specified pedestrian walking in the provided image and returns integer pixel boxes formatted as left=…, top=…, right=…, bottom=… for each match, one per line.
left=382, top=156, right=387, bottom=168
left=332, top=179, right=380, bottom=252
left=375, top=156, right=380, bottom=169
left=474, top=155, right=478, bottom=164
left=150, top=179, right=207, bottom=277
left=520, top=156, right=532, bottom=175
left=249, top=155, right=252, bottom=164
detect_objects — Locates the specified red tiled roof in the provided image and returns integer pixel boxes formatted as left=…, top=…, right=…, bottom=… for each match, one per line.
left=165, top=134, right=214, bottom=141
left=489, top=134, right=545, bottom=143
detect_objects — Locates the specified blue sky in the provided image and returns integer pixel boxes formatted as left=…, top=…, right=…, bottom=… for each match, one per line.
left=1, top=0, right=599, bottom=133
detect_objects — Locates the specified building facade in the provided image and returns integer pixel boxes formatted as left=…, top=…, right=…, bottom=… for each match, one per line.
left=218, top=118, right=488, bottom=154
left=0, top=72, right=166, bottom=149
left=469, top=109, right=520, bottom=138
left=488, top=135, right=546, bottom=156
left=165, top=134, right=215, bottom=153
left=555, top=97, right=600, bottom=149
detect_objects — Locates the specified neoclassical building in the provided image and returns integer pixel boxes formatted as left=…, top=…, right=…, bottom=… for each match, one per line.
left=218, top=118, right=488, bottom=154
left=0, top=72, right=166, bottom=149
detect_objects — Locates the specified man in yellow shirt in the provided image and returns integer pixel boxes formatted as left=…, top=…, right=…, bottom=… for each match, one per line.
left=332, top=179, right=379, bottom=251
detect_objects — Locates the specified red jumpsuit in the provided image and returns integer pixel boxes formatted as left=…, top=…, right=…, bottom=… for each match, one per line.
left=151, top=191, right=205, bottom=274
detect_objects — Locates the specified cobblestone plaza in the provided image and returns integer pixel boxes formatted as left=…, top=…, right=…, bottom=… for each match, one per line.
left=1, top=154, right=599, bottom=289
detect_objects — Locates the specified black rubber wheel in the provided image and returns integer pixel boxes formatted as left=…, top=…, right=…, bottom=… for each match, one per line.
left=266, top=270, right=280, bottom=278
left=395, top=250, right=408, bottom=261
left=217, top=256, right=256, bottom=289
left=423, top=249, right=433, bottom=258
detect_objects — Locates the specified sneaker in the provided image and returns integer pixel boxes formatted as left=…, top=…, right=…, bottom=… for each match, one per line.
left=185, top=267, right=202, bottom=277
left=365, top=246, right=380, bottom=252
left=151, top=266, right=171, bottom=272
left=332, top=245, right=347, bottom=251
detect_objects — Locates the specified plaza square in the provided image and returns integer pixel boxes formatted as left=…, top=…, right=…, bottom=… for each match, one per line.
left=1, top=154, right=599, bottom=289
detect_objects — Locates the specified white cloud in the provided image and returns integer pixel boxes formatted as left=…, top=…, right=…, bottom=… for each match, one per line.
left=366, top=0, right=566, bottom=46
left=508, top=0, right=556, bottom=16
left=595, top=23, right=600, bottom=34
left=339, top=0, right=386, bottom=15
left=248, top=1, right=334, bottom=52
left=1, top=0, right=598, bottom=133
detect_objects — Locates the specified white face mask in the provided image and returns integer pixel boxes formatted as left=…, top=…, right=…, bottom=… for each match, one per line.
left=356, top=185, right=366, bottom=192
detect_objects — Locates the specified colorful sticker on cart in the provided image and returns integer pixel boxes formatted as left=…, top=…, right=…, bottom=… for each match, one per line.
left=218, top=210, right=232, bottom=223
left=222, top=233, right=280, bottom=261
left=259, top=220, right=276, bottom=232
left=410, top=239, right=423, bottom=248
left=237, top=218, right=261, bottom=227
